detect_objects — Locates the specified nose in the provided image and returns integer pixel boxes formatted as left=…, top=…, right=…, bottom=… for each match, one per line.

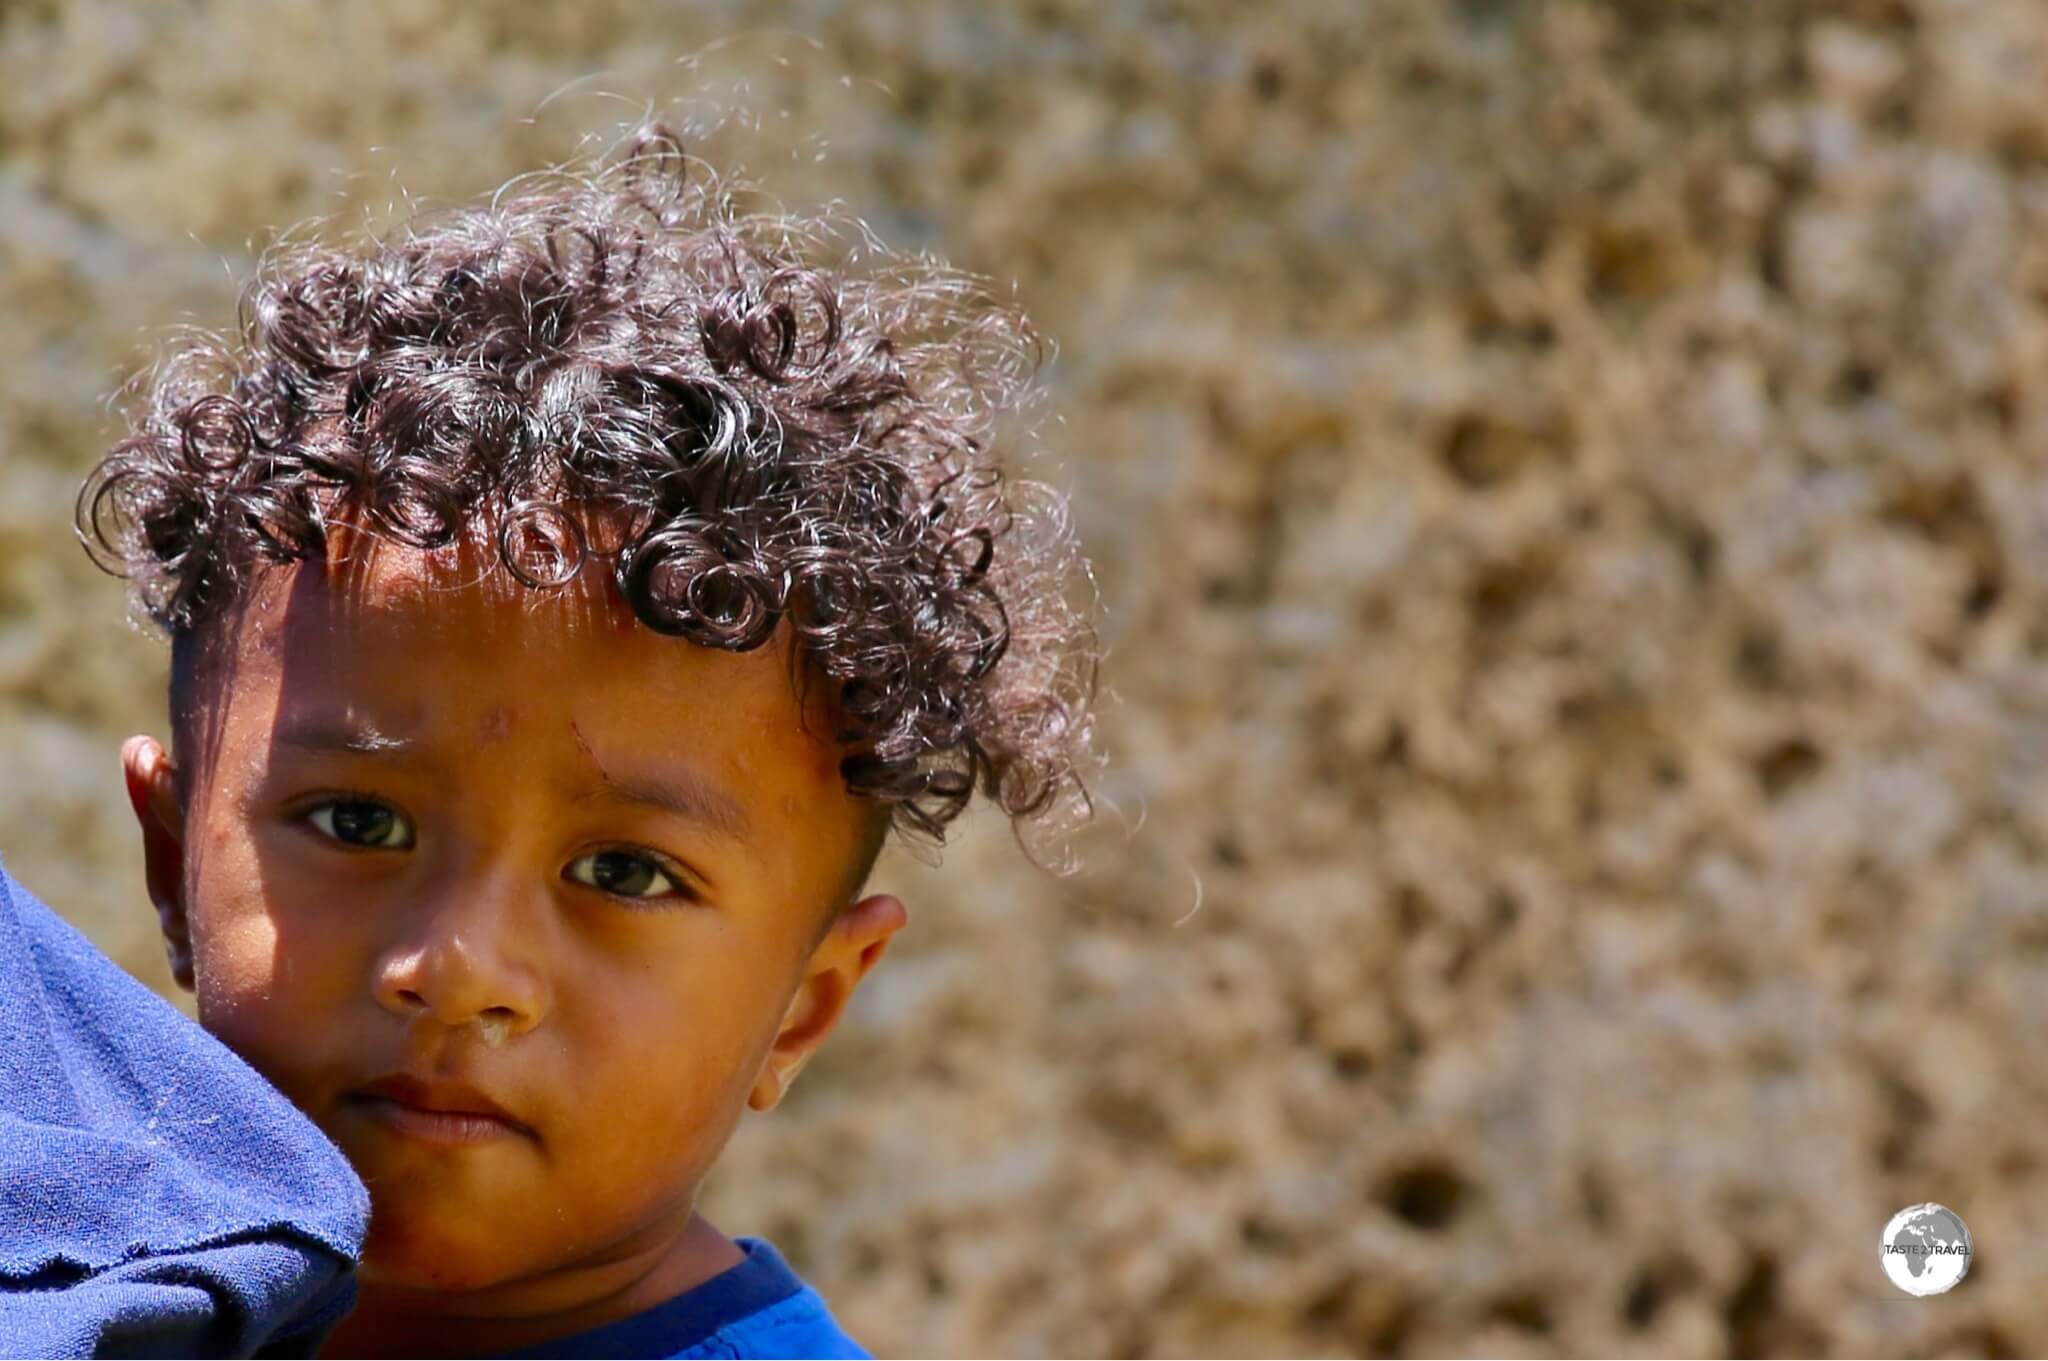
left=371, top=862, right=552, bottom=1041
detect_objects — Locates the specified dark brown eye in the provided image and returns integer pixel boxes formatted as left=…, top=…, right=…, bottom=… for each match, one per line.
left=308, top=800, right=413, bottom=849
left=567, top=849, right=680, bottom=900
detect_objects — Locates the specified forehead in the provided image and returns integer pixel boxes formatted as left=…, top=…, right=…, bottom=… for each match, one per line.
left=201, top=536, right=849, bottom=808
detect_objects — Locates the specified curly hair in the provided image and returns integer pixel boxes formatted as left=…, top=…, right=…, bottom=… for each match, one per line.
left=77, top=125, right=1102, bottom=876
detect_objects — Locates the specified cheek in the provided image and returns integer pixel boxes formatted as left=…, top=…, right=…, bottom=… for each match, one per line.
left=182, top=827, right=362, bottom=1083
left=184, top=830, right=273, bottom=999
left=564, top=1043, right=756, bottom=1221
left=562, top=961, right=772, bottom=1148
left=185, top=895, right=302, bottom=1093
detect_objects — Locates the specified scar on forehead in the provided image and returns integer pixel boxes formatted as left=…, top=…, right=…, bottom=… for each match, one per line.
left=477, top=705, right=519, bottom=743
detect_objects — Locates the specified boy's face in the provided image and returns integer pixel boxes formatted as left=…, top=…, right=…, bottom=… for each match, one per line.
left=120, top=534, right=904, bottom=1297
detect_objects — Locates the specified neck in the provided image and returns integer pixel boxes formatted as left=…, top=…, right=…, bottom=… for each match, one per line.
left=318, top=1211, right=746, bottom=1359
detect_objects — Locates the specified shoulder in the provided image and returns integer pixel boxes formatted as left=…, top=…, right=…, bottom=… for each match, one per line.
left=674, top=1282, right=871, bottom=1360
left=508, top=1235, right=870, bottom=1361
left=661, top=1237, right=868, bottom=1361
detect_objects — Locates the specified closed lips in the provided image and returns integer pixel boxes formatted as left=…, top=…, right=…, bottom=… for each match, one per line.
left=347, top=1074, right=536, bottom=1140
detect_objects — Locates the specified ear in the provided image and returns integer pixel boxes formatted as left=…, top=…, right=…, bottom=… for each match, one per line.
left=748, top=893, right=907, bottom=1113
left=120, top=735, right=193, bottom=991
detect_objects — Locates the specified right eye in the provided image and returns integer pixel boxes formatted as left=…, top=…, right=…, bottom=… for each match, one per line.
left=306, top=800, right=415, bottom=850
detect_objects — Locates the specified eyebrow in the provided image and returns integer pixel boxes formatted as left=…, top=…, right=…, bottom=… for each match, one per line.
left=273, top=715, right=418, bottom=756
left=274, top=712, right=753, bottom=846
left=566, top=768, right=755, bottom=847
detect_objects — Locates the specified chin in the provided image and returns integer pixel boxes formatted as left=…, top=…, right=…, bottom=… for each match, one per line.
left=352, top=1173, right=543, bottom=1294
left=359, top=1217, right=530, bottom=1295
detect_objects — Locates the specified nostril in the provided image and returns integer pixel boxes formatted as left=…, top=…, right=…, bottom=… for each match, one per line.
left=396, top=989, right=428, bottom=1010
left=476, top=1007, right=519, bottom=1048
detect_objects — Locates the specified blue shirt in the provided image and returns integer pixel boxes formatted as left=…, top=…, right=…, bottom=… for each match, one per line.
left=502, top=1237, right=870, bottom=1360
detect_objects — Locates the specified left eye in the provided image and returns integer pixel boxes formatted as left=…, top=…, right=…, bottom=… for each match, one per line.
left=566, top=850, right=683, bottom=900
left=307, top=800, right=414, bottom=850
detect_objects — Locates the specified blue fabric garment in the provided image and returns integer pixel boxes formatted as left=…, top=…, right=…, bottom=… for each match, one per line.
left=0, top=853, right=368, bottom=1358
left=501, top=1237, right=870, bottom=1360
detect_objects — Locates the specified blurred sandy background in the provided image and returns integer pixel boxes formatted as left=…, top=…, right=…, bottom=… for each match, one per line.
left=4, top=1, right=2047, bottom=1356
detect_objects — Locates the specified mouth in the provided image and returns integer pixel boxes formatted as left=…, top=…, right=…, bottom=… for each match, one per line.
left=342, top=1075, right=537, bottom=1146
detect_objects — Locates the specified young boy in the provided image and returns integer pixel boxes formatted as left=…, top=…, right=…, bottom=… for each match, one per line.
left=52, top=123, right=1100, bottom=1358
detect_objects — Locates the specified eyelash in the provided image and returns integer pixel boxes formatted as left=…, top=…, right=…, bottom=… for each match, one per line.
left=303, top=795, right=414, bottom=850
left=296, top=796, right=700, bottom=905
left=568, top=846, right=700, bottom=905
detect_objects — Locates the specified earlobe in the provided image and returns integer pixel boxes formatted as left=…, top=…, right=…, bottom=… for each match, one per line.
left=746, top=893, right=908, bottom=1113
left=120, top=735, right=193, bottom=991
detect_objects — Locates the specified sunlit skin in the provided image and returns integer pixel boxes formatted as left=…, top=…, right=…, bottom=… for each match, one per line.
left=119, top=527, right=906, bottom=1357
